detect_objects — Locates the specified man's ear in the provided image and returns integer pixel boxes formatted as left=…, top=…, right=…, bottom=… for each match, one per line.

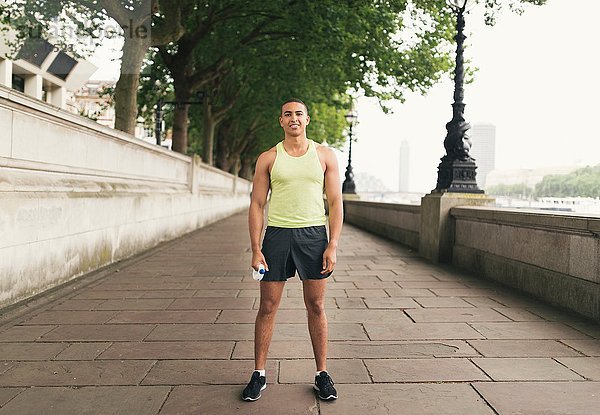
left=306, top=115, right=310, bottom=125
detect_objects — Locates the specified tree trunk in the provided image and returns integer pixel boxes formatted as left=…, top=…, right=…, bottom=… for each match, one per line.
left=240, top=155, right=256, bottom=180
left=202, top=99, right=217, bottom=165
left=114, top=35, right=149, bottom=134
left=215, top=134, right=230, bottom=171
left=171, top=81, right=192, bottom=154
left=228, top=155, right=241, bottom=176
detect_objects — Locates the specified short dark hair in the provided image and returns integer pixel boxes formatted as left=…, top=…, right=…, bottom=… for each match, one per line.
left=281, top=98, right=309, bottom=115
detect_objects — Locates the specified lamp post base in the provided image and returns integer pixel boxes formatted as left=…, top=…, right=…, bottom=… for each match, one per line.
left=342, top=164, right=357, bottom=194
left=434, top=156, right=483, bottom=193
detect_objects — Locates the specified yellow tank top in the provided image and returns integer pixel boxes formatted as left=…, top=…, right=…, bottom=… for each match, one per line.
left=267, top=139, right=327, bottom=228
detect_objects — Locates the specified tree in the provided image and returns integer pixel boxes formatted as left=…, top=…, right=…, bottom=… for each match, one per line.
left=534, top=165, right=600, bottom=198
left=0, top=0, right=185, bottom=134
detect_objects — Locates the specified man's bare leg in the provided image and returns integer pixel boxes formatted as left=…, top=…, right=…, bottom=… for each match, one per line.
left=254, top=281, right=286, bottom=370
left=302, top=278, right=328, bottom=371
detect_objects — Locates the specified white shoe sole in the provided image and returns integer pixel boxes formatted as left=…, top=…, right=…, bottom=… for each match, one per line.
left=243, top=384, right=266, bottom=401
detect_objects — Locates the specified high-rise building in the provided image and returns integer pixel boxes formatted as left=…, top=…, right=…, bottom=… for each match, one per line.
left=398, top=139, right=410, bottom=192
left=470, top=122, right=496, bottom=189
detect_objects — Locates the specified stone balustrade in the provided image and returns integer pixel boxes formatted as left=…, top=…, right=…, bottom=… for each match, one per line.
left=0, top=85, right=251, bottom=309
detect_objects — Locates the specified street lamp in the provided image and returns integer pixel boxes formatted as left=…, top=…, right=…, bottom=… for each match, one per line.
left=155, top=91, right=205, bottom=148
left=342, top=110, right=358, bottom=194
left=434, top=0, right=483, bottom=193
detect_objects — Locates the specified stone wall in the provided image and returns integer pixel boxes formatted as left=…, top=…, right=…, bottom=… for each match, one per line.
left=343, top=198, right=599, bottom=320
left=0, top=86, right=251, bottom=308
left=452, top=206, right=600, bottom=320
left=343, top=200, right=420, bottom=250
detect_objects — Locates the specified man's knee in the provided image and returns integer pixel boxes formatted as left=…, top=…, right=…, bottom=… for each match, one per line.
left=305, top=298, right=326, bottom=316
left=258, top=298, right=280, bottom=316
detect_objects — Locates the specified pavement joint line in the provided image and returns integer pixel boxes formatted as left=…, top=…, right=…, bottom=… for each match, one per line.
left=360, top=358, right=375, bottom=384
left=0, top=220, right=225, bottom=332
left=138, top=359, right=160, bottom=386
left=467, top=357, right=493, bottom=382
left=555, top=339, right=588, bottom=356
left=552, top=357, right=589, bottom=380
left=155, top=385, right=175, bottom=414
left=469, top=382, right=500, bottom=415
left=402, top=309, right=416, bottom=323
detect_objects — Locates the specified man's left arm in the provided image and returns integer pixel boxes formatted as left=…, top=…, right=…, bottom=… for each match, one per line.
left=321, top=147, right=343, bottom=274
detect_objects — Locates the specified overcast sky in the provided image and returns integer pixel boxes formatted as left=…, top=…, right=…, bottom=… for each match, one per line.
left=344, top=0, right=600, bottom=192
left=89, top=0, right=600, bottom=193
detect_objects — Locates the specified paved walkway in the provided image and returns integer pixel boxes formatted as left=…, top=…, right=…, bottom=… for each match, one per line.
left=0, top=213, right=599, bottom=414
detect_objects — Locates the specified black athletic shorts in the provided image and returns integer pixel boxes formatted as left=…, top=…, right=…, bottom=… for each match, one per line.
left=261, top=225, right=332, bottom=281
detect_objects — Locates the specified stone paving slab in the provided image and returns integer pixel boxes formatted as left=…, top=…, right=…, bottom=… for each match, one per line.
left=168, top=298, right=255, bottom=309
left=472, top=357, right=585, bottom=381
left=0, top=343, right=68, bottom=361
left=21, top=311, right=118, bottom=325
left=54, top=343, right=112, bottom=360
left=556, top=357, right=600, bottom=380
left=473, top=382, right=600, bottom=415
left=406, top=307, right=511, bottom=323
left=38, top=324, right=156, bottom=342
left=561, top=339, right=600, bottom=356
left=106, top=310, right=219, bottom=324
left=0, top=386, right=170, bottom=415
left=98, top=341, right=235, bottom=360
left=319, top=384, right=495, bottom=415
left=363, top=322, right=485, bottom=340
left=0, top=326, right=57, bottom=342
left=0, top=388, right=24, bottom=408
left=159, top=385, right=318, bottom=415
left=279, top=359, right=370, bottom=384
left=469, top=322, right=592, bottom=340
left=467, top=339, right=585, bottom=357
left=365, top=358, right=490, bottom=382
left=0, top=360, right=155, bottom=386
left=141, top=360, right=278, bottom=385
left=1, top=213, right=599, bottom=414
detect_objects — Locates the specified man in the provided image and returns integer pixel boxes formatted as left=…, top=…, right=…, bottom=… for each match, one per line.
left=243, top=98, right=343, bottom=402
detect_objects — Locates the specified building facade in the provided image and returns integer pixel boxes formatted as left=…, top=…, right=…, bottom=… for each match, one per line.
left=0, top=34, right=97, bottom=109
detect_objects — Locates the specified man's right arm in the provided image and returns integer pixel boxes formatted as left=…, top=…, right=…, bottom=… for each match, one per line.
left=248, top=151, right=272, bottom=271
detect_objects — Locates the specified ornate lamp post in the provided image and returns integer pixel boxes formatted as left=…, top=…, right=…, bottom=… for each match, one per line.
left=434, top=0, right=483, bottom=193
left=342, top=110, right=358, bottom=194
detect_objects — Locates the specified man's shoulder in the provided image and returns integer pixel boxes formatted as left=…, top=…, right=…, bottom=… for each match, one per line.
left=255, top=146, right=277, bottom=171
left=258, top=145, right=277, bottom=159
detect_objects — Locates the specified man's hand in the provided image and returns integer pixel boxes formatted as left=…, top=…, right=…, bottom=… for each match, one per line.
left=321, top=244, right=337, bottom=274
left=252, top=251, right=269, bottom=272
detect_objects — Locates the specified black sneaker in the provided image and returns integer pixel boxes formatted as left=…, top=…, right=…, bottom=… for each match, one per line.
left=242, top=371, right=266, bottom=401
left=314, top=371, right=337, bottom=400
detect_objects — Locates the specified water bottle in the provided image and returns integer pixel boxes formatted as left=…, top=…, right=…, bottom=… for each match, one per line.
left=252, top=263, right=266, bottom=281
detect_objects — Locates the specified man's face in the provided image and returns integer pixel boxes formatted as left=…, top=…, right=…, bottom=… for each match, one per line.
left=279, top=102, right=310, bottom=137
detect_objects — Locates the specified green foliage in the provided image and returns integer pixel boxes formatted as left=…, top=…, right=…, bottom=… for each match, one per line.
left=2, top=0, right=547, bottom=174
left=534, top=165, right=600, bottom=198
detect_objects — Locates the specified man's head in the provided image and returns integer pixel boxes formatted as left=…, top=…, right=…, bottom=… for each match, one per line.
left=279, top=98, right=310, bottom=138
left=281, top=98, right=309, bottom=116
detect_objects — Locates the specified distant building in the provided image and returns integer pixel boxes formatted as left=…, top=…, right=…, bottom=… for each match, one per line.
left=68, top=80, right=170, bottom=148
left=354, top=172, right=389, bottom=193
left=469, top=122, right=496, bottom=189
left=68, top=80, right=116, bottom=128
left=398, top=139, right=410, bottom=192
left=0, top=32, right=97, bottom=109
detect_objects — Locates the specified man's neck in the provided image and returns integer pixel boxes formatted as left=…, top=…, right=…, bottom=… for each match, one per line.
left=283, top=135, right=309, bottom=149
